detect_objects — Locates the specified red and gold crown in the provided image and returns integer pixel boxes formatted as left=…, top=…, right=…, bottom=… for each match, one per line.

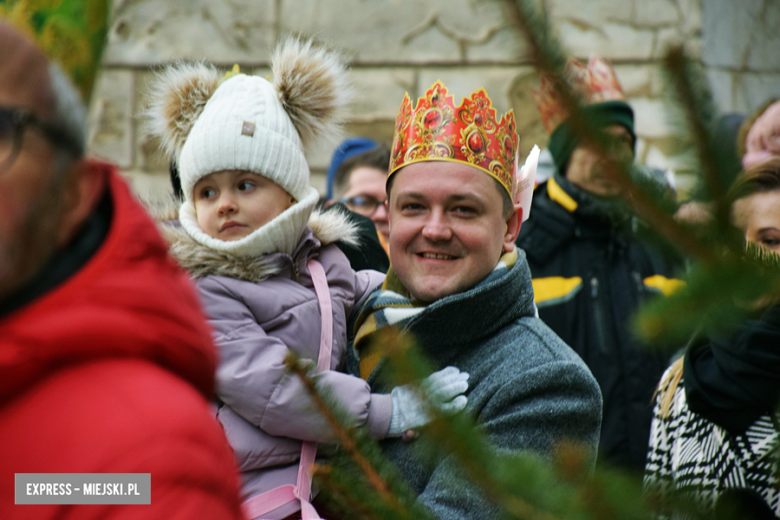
left=532, top=55, right=626, bottom=134
left=388, top=80, right=518, bottom=196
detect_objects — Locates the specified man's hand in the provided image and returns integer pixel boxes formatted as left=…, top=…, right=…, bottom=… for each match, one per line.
left=388, top=366, right=469, bottom=437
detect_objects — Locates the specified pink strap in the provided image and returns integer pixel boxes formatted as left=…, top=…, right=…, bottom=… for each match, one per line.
left=308, top=259, right=334, bottom=373
left=242, top=485, right=296, bottom=519
left=242, top=259, right=333, bottom=520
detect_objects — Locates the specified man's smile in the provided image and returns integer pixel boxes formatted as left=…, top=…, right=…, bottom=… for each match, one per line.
left=418, top=252, right=458, bottom=260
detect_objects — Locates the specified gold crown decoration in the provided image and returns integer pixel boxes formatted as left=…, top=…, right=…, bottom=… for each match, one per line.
left=389, top=80, right=518, bottom=196
left=1, top=0, right=110, bottom=103
left=532, top=55, right=626, bottom=134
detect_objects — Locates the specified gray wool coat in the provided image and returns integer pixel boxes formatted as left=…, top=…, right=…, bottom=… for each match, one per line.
left=352, top=249, right=603, bottom=520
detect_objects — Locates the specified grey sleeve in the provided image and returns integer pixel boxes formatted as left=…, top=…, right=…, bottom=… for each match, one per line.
left=415, top=360, right=602, bottom=520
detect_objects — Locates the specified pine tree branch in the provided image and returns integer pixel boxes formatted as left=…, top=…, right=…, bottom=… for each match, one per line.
left=284, top=355, right=412, bottom=520
left=663, top=46, right=731, bottom=231
left=313, top=466, right=385, bottom=520
left=382, top=333, right=564, bottom=520
left=497, top=0, right=716, bottom=265
left=745, top=241, right=780, bottom=271
left=429, top=418, right=564, bottom=520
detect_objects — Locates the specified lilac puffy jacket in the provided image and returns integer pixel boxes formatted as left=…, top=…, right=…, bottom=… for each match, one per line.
left=165, top=210, right=387, bottom=504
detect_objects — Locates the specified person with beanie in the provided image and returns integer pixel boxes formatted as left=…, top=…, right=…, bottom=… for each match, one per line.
left=327, top=144, right=392, bottom=253
left=146, top=38, right=469, bottom=520
left=515, top=55, right=684, bottom=474
left=325, top=136, right=378, bottom=200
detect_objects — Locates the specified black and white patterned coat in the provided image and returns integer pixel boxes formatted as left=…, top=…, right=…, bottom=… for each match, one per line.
left=644, top=370, right=780, bottom=519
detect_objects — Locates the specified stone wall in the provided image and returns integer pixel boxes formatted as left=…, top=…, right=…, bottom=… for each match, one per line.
left=702, top=0, right=780, bottom=115
left=89, top=0, right=706, bottom=200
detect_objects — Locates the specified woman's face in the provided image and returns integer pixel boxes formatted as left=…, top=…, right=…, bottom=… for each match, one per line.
left=732, top=190, right=780, bottom=253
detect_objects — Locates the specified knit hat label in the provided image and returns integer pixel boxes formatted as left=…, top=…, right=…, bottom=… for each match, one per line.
left=241, top=121, right=255, bottom=137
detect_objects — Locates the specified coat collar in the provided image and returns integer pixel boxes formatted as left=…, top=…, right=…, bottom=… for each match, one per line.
left=392, top=250, right=537, bottom=366
left=163, top=206, right=359, bottom=283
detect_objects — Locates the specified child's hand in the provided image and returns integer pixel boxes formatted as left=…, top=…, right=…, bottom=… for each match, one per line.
left=388, top=366, right=469, bottom=437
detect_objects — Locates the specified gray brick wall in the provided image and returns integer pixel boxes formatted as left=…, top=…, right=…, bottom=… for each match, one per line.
left=89, top=0, right=755, bottom=200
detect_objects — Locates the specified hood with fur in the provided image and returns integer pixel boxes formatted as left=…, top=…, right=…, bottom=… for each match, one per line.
left=161, top=207, right=359, bottom=283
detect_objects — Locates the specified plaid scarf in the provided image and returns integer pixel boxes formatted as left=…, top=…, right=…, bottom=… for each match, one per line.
left=353, top=248, right=519, bottom=379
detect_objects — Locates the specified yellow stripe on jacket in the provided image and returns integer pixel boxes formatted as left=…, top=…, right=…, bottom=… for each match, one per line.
left=643, top=275, right=686, bottom=296
left=532, top=276, right=583, bottom=308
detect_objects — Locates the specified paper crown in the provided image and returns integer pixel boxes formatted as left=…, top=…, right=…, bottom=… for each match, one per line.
left=1, top=0, right=110, bottom=103
left=389, top=80, right=518, bottom=197
left=533, top=55, right=626, bottom=134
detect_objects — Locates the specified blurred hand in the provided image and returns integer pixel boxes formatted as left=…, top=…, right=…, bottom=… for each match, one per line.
left=674, top=201, right=714, bottom=227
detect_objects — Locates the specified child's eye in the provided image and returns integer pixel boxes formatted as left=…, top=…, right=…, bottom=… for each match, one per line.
left=238, top=181, right=255, bottom=192
left=200, top=187, right=217, bottom=199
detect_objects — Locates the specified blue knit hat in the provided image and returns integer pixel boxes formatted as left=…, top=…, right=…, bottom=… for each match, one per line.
left=326, top=137, right=378, bottom=199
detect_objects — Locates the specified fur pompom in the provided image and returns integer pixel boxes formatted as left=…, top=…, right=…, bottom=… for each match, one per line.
left=272, top=37, right=352, bottom=152
left=146, top=62, right=220, bottom=160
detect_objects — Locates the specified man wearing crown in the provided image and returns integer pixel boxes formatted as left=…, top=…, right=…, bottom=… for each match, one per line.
left=516, top=56, right=683, bottom=474
left=350, top=81, right=602, bottom=519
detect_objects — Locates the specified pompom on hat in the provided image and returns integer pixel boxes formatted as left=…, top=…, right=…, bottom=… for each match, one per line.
left=147, top=37, right=351, bottom=257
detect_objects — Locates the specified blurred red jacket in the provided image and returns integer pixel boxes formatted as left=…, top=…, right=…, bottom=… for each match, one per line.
left=0, top=163, right=244, bottom=519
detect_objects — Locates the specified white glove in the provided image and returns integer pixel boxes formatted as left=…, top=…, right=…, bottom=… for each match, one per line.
left=387, top=366, right=469, bottom=437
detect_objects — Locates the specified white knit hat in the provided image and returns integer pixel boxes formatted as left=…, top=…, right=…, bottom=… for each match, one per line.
left=147, top=38, right=350, bottom=257
left=179, top=73, right=310, bottom=204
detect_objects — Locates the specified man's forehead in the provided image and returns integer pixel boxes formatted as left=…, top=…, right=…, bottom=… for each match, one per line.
left=393, top=161, right=493, bottom=191
left=391, top=162, right=505, bottom=208
left=0, top=24, right=53, bottom=113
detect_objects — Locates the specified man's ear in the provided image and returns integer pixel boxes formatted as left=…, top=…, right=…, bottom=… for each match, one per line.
left=56, top=158, right=107, bottom=248
left=502, top=203, right=522, bottom=252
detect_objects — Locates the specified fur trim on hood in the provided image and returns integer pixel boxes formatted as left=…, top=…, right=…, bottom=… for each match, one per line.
left=160, top=207, right=360, bottom=283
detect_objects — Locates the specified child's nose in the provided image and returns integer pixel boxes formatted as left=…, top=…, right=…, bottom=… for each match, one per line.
left=217, top=194, right=238, bottom=215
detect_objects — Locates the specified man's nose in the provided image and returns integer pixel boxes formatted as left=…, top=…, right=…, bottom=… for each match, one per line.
left=373, top=202, right=388, bottom=221
left=421, top=211, right=452, bottom=242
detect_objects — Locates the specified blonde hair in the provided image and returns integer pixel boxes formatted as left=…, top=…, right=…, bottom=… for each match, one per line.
left=728, top=157, right=780, bottom=201
left=655, top=356, right=684, bottom=419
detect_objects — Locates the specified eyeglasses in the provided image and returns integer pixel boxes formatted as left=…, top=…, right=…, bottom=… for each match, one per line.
left=0, top=106, right=81, bottom=170
left=339, top=194, right=386, bottom=216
